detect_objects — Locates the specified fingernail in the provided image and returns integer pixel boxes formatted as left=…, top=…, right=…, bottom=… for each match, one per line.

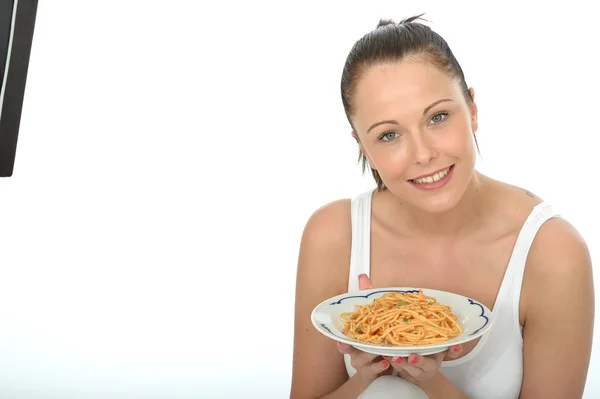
left=337, top=342, right=346, bottom=348
left=394, top=356, right=403, bottom=364
left=358, top=273, right=367, bottom=279
left=381, top=360, right=390, bottom=369
left=452, top=345, right=461, bottom=352
left=409, top=355, right=419, bottom=364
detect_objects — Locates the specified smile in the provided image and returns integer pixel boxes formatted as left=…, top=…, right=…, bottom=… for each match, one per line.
left=409, top=166, right=453, bottom=184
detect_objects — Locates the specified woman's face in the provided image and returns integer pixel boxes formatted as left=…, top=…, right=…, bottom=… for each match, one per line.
left=351, top=60, right=479, bottom=213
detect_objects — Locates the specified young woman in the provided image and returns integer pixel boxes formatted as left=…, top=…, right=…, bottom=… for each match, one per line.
left=290, top=15, right=594, bottom=399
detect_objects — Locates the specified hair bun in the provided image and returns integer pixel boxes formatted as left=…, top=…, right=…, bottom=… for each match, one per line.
left=376, top=18, right=396, bottom=28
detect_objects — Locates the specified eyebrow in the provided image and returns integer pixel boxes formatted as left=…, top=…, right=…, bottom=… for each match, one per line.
left=366, top=98, right=455, bottom=133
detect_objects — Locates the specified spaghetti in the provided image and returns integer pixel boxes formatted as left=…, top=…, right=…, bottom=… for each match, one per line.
left=340, top=290, right=462, bottom=346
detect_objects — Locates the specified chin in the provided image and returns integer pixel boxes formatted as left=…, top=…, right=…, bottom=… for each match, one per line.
left=415, top=195, right=461, bottom=214
left=386, top=186, right=462, bottom=214
left=388, top=180, right=466, bottom=214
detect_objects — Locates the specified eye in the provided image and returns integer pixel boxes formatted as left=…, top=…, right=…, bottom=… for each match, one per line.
left=378, top=131, right=398, bottom=142
left=429, top=111, right=448, bottom=125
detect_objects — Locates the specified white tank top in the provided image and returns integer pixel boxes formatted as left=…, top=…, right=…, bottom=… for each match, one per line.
left=344, top=190, right=561, bottom=399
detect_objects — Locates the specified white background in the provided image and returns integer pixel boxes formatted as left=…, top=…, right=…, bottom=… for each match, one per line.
left=0, top=1, right=598, bottom=398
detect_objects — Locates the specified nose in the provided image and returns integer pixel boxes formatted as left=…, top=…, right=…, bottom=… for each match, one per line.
left=412, top=132, right=437, bottom=165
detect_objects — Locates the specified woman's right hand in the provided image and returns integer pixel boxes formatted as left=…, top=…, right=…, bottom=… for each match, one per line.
left=335, top=273, right=392, bottom=383
left=336, top=342, right=391, bottom=383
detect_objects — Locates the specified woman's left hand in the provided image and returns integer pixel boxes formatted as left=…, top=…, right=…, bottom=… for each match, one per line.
left=384, top=345, right=462, bottom=385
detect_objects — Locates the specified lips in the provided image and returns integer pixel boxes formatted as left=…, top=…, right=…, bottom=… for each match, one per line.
left=409, top=165, right=453, bottom=184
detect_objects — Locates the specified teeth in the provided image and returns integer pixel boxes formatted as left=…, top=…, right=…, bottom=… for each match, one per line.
left=412, top=167, right=451, bottom=184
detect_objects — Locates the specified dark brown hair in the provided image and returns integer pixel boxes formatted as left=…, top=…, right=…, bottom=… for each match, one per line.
left=341, top=14, right=477, bottom=190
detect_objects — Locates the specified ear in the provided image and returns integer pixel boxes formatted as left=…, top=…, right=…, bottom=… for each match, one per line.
left=468, top=88, right=479, bottom=134
left=352, top=130, right=377, bottom=170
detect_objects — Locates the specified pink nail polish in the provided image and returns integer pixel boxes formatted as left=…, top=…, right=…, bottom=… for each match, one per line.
left=409, top=355, right=419, bottom=364
left=394, top=356, right=403, bottom=364
left=381, top=360, right=390, bottom=369
left=452, top=345, right=461, bottom=352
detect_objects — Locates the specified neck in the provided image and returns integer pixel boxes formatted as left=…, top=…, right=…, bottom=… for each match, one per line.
left=383, top=172, right=491, bottom=237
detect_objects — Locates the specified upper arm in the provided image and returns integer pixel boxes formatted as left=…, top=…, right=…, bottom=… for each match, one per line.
left=520, top=218, right=595, bottom=399
left=289, top=199, right=352, bottom=399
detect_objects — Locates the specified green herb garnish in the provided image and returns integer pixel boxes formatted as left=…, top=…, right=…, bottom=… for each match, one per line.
left=403, top=318, right=409, bottom=322
left=397, top=301, right=407, bottom=306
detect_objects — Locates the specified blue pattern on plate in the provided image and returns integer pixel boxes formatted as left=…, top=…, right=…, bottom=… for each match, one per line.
left=329, top=289, right=420, bottom=305
left=320, top=323, right=344, bottom=339
left=467, top=298, right=490, bottom=335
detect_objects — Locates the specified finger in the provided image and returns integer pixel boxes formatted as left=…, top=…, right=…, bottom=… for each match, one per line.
left=412, top=353, right=444, bottom=373
left=354, top=353, right=383, bottom=369
left=390, top=354, right=438, bottom=377
left=336, top=342, right=380, bottom=368
left=360, top=358, right=390, bottom=380
left=395, top=367, right=419, bottom=384
left=444, top=344, right=463, bottom=359
left=393, top=361, right=424, bottom=379
left=336, top=341, right=360, bottom=355
left=358, top=273, right=374, bottom=290
left=388, top=356, right=413, bottom=376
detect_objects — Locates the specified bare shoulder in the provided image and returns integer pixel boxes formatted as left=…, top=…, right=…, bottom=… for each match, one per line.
left=490, top=178, right=544, bottom=216
left=290, top=198, right=354, bottom=398
left=298, top=198, right=353, bottom=286
left=519, top=215, right=594, bottom=398
left=474, top=178, right=545, bottom=244
left=491, top=174, right=544, bottom=203
left=295, top=197, right=353, bottom=317
left=526, top=216, right=593, bottom=293
left=490, top=176, right=593, bottom=299
left=302, top=198, right=352, bottom=251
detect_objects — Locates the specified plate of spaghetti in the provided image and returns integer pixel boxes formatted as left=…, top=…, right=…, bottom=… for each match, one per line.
left=311, top=287, right=493, bottom=356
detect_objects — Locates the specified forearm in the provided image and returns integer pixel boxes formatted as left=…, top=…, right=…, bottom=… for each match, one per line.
left=319, top=373, right=372, bottom=399
left=420, top=372, right=468, bottom=399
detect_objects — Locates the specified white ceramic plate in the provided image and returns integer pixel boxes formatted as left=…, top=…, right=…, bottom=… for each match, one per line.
left=311, top=287, right=493, bottom=357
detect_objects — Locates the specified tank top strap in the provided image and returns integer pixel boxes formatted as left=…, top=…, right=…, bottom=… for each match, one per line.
left=495, top=202, right=561, bottom=327
left=348, top=189, right=375, bottom=292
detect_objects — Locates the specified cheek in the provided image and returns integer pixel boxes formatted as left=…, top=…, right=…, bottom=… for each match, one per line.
left=370, top=145, right=411, bottom=175
left=442, top=121, right=475, bottom=154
